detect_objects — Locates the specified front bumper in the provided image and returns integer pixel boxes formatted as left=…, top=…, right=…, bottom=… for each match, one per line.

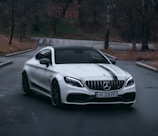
left=67, top=92, right=136, bottom=103
left=60, top=82, right=136, bottom=105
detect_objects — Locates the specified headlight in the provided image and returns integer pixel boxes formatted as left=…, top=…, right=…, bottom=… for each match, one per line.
left=64, top=77, right=84, bottom=87
left=125, top=77, right=135, bottom=87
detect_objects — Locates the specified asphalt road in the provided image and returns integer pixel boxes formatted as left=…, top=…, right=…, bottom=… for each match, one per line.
left=0, top=46, right=158, bottom=136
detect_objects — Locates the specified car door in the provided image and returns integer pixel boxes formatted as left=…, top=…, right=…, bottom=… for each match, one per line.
left=33, top=49, right=53, bottom=94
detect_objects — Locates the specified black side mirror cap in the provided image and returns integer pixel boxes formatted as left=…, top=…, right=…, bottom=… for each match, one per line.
left=40, top=58, right=50, bottom=67
left=110, top=59, right=116, bottom=65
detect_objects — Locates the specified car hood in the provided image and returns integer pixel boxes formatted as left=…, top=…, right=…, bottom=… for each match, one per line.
left=55, top=64, right=131, bottom=81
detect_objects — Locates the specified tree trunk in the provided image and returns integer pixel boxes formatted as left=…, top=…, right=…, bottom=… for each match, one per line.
left=152, top=0, right=158, bottom=15
left=141, top=0, right=149, bottom=51
left=142, top=19, right=149, bottom=50
left=9, top=4, right=15, bottom=45
left=19, top=24, right=22, bottom=42
left=53, top=13, right=59, bottom=35
left=104, top=0, right=110, bottom=49
left=62, top=0, right=70, bottom=18
left=104, top=28, right=110, bottom=49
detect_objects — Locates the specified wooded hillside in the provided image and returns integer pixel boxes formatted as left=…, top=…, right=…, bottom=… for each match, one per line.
left=0, top=0, right=158, bottom=50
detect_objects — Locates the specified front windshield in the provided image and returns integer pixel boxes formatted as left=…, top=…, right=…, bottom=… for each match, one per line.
left=55, top=48, right=110, bottom=64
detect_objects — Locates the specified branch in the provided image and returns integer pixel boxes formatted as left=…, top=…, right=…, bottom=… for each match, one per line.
left=151, top=0, right=158, bottom=15
left=62, top=0, right=70, bottom=18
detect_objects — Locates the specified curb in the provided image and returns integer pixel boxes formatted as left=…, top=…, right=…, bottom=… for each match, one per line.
left=0, top=47, right=36, bottom=68
left=0, top=60, right=13, bottom=67
left=5, top=48, right=34, bottom=57
left=136, top=62, right=158, bottom=73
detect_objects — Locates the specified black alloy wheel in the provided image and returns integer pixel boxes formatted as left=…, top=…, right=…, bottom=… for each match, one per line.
left=22, top=72, right=34, bottom=95
left=51, top=80, right=61, bottom=107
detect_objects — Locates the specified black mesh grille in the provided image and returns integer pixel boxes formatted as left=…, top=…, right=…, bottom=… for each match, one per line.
left=85, top=80, right=125, bottom=91
left=67, top=92, right=136, bottom=103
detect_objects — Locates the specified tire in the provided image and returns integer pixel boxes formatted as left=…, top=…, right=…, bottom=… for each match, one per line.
left=51, top=80, right=61, bottom=108
left=22, top=72, right=34, bottom=95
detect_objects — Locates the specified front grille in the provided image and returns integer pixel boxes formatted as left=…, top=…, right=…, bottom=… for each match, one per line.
left=85, top=80, right=125, bottom=91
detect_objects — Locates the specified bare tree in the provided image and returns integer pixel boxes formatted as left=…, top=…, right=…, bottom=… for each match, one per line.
left=62, top=0, right=72, bottom=18
left=116, top=0, right=158, bottom=45
left=9, top=1, right=15, bottom=45
left=104, top=0, right=114, bottom=49
left=18, top=0, right=27, bottom=41
left=151, top=0, right=158, bottom=14
left=141, top=0, right=149, bottom=50
left=52, top=12, right=60, bottom=35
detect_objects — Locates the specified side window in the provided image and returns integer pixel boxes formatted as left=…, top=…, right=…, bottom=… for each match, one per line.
left=35, top=49, right=52, bottom=64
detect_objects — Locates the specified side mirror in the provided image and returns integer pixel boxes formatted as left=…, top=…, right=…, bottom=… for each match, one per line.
left=40, top=58, right=50, bottom=67
left=110, top=59, right=116, bottom=65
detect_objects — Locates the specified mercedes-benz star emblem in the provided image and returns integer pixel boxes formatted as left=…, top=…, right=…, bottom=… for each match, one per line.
left=103, top=81, right=111, bottom=91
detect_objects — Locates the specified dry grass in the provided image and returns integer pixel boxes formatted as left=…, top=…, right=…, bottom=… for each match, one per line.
left=104, top=46, right=158, bottom=69
left=0, top=34, right=35, bottom=55
left=144, top=61, right=158, bottom=68
left=106, top=50, right=158, bottom=61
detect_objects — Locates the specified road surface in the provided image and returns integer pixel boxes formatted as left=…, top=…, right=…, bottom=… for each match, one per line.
left=0, top=46, right=158, bottom=136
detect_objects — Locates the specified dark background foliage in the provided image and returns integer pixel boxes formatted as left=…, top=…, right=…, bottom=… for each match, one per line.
left=0, top=0, right=158, bottom=48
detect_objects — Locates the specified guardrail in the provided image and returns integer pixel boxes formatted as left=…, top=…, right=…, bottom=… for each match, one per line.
left=32, top=37, right=156, bottom=51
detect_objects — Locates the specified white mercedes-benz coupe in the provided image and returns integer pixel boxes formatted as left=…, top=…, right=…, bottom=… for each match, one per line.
left=22, top=46, right=136, bottom=107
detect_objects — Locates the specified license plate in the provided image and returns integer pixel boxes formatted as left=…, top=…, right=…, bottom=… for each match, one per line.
left=95, top=91, right=118, bottom=98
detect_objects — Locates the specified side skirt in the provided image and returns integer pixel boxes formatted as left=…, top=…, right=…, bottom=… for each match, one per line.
left=30, top=81, right=51, bottom=98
